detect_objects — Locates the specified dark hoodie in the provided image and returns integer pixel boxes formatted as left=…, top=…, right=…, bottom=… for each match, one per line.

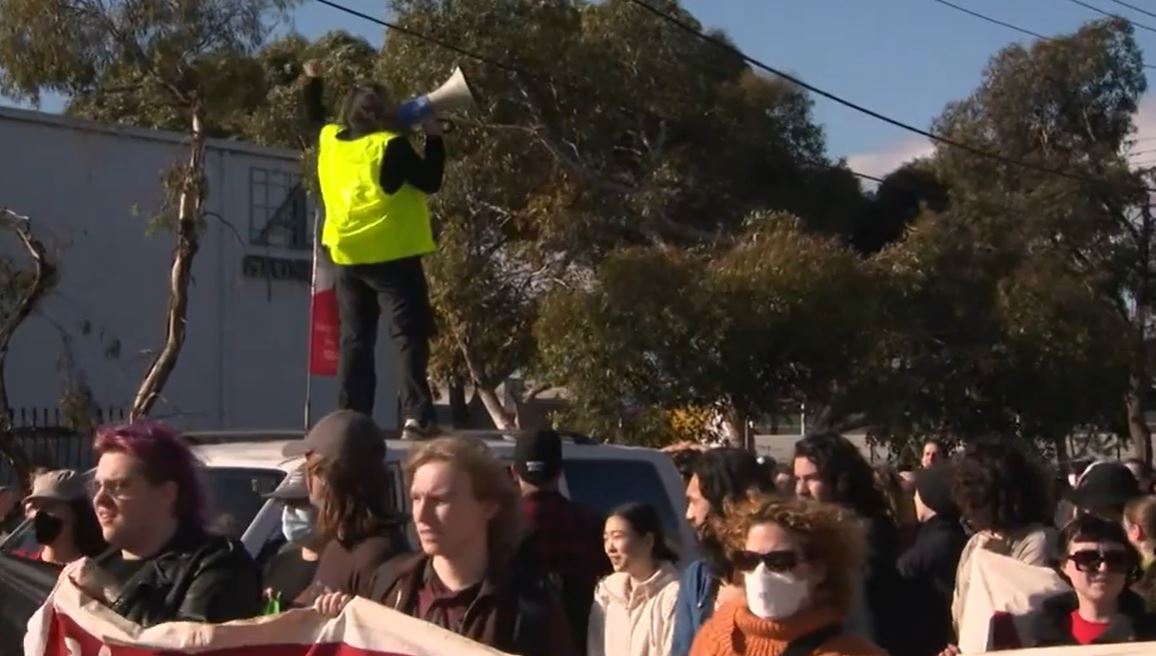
left=896, top=515, right=968, bottom=654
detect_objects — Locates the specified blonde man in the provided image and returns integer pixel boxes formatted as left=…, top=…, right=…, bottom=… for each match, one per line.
left=315, top=436, right=577, bottom=656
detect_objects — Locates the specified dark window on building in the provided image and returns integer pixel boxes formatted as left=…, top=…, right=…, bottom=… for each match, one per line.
left=249, top=167, right=309, bottom=249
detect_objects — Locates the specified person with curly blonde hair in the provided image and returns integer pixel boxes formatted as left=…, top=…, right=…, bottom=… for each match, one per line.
left=689, top=495, right=886, bottom=656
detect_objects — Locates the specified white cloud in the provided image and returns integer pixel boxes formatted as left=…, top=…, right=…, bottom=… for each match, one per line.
left=1133, top=93, right=1156, bottom=142
left=844, top=137, right=934, bottom=182
left=847, top=92, right=1156, bottom=178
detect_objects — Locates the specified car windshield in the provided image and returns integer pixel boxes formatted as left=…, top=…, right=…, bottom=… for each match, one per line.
left=562, top=459, right=682, bottom=539
left=0, top=467, right=284, bottom=554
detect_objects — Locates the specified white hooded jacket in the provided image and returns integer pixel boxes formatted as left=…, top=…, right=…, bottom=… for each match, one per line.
left=587, top=562, right=680, bottom=656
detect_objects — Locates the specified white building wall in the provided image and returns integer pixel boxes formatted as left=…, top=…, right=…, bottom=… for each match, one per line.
left=0, top=108, right=399, bottom=430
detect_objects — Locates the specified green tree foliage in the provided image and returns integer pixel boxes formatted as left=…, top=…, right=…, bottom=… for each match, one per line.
left=537, top=217, right=878, bottom=442
left=910, top=17, right=1154, bottom=462
left=372, top=0, right=866, bottom=429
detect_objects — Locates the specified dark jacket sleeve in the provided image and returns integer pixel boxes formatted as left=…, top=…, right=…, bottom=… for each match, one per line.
left=176, top=541, right=263, bottom=623
left=896, top=532, right=940, bottom=580
left=380, top=136, right=445, bottom=195
left=301, top=77, right=326, bottom=148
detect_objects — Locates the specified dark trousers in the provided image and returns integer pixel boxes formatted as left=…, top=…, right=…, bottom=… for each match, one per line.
left=335, top=256, right=435, bottom=425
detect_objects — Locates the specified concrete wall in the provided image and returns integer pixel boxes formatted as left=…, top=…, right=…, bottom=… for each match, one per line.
left=0, top=108, right=398, bottom=430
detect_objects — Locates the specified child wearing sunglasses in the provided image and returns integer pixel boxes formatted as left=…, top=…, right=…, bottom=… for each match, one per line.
left=689, top=496, right=884, bottom=656
left=1030, top=514, right=1156, bottom=646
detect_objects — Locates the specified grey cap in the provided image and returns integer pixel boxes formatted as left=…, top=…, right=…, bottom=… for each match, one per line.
left=282, top=410, right=386, bottom=462
left=24, top=469, right=87, bottom=503
left=265, top=467, right=309, bottom=501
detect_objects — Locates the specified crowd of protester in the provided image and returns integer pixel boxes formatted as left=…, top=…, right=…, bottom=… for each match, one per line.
left=4, top=416, right=1156, bottom=655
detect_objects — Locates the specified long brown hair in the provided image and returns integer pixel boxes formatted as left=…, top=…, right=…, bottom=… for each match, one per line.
left=404, top=437, right=523, bottom=566
left=339, top=84, right=403, bottom=135
left=310, top=449, right=402, bottom=548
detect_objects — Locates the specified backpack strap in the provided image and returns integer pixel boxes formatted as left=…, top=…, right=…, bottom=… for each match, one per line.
left=780, top=623, right=843, bottom=656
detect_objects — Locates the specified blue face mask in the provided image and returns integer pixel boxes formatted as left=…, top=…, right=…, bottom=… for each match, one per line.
left=281, top=505, right=317, bottom=546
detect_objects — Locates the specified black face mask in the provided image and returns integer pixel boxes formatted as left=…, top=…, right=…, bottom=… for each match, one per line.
left=33, top=510, right=64, bottom=545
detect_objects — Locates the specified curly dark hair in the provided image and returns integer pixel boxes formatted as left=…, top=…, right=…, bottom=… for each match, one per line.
left=692, top=448, right=775, bottom=579
left=952, top=439, right=1050, bottom=533
left=794, top=432, right=889, bottom=520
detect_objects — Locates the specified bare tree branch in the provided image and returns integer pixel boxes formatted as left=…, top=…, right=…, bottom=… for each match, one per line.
left=0, top=208, right=58, bottom=490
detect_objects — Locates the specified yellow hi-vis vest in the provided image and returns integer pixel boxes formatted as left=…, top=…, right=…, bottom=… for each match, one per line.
left=317, top=124, right=435, bottom=265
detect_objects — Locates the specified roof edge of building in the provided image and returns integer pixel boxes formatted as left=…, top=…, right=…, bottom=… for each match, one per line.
left=0, top=105, right=300, bottom=162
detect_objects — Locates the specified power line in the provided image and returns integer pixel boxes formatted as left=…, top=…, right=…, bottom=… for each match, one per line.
left=931, top=0, right=1156, bottom=71
left=1063, top=0, right=1156, bottom=33
left=312, top=0, right=907, bottom=187
left=312, top=0, right=540, bottom=80
left=930, top=0, right=1047, bottom=40
left=311, top=0, right=1139, bottom=194
left=624, top=0, right=1155, bottom=192
left=1107, top=0, right=1156, bottom=22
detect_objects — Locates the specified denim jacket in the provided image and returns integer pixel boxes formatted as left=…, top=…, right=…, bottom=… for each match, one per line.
left=670, top=559, right=717, bottom=656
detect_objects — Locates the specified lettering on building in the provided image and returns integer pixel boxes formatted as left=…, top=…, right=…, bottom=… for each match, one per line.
left=241, top=254, right=310, bottom=283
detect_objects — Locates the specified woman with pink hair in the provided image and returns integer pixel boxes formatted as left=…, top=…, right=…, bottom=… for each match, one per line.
left=85, top=420, right=262, bottom=626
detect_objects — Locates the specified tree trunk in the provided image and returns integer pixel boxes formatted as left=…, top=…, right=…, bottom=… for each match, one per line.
left=448, top=383, right=470, bottom=428
left=1128, top=202, right=1155, bottom=467
left=476, top=385, right=517, bottom=430
left=1127, top=370, right=1153, bottom=465
left=131, top=107, right=206, bottom=419
left=0, top=210, right=56, bottom=492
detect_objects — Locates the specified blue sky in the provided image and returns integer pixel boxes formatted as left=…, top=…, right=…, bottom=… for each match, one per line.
left=8, top=0, right=1156, bottom=174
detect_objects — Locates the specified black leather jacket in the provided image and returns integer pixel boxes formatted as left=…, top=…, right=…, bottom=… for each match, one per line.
left=94, top=527, right=262, bottom=627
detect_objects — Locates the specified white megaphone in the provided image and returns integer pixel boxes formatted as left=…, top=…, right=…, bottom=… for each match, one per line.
left=397, top=67, right=478, bottom=129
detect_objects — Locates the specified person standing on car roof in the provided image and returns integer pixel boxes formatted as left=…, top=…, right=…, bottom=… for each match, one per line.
left=261, top=467, right=329, bottom=611
left=18, top=470, right=106, bottom=567
left=314, top=436, right=578, bottom=656
left=85, top=420, right=263, bottom=626
left=672, top=448, right=775, bottom=656
left=282, top=409, right=409, bottom=603
left=300, top=60, right=443, bottom=440
left=511, top=430, right=609, bottom=654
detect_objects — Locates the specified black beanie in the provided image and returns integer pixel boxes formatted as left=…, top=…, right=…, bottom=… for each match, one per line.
left=915, top=463, right=959, bottom=518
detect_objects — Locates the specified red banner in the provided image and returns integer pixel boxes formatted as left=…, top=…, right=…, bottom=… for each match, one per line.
left=309, top=220, right=340, bottom=378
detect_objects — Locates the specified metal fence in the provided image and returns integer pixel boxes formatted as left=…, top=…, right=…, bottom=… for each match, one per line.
left=0, top=406, right=127, bottom=486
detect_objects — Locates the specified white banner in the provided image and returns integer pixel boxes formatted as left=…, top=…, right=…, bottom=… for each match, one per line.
left=958, top=548, right=1071, bottom=653
left=24, top=563, right=512, bottom=656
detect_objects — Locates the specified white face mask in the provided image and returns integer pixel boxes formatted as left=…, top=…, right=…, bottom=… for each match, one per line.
left=744, top=562, right=810, bottom=620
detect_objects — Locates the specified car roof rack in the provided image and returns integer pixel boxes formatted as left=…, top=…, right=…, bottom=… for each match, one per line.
left=180, top=428, right=600, bottom=446
left=180, top=430, right=306, bottom=446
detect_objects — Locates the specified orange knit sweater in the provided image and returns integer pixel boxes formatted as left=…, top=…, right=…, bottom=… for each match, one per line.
left=689, top=601, right=888, bottom=656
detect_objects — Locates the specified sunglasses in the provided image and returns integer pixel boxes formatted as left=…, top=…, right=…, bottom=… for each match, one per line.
left=1066, top=549, right=1133, bottom=574
left=732, top=549, right=805, bottom=573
